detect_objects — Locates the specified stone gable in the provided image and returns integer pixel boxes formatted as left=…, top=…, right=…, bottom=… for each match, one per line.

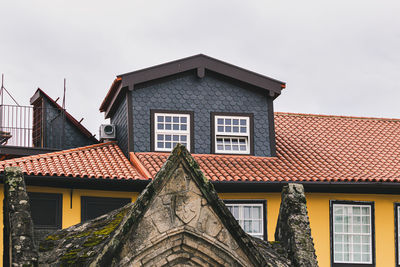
left=3, top=144, right=317, bottom=266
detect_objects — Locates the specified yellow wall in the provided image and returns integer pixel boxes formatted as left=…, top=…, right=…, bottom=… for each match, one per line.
left=221, top=192, right=400, bottom=267
left=0, top=186, right=139, bottom=267
left=26, top=186, right=139, bottom=229
left=1, top=187, right=400, bottom=267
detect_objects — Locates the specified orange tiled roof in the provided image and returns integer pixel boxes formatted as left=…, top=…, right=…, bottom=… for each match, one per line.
left=133, top=112, right=400, bottom=183
left=0, top=142, right=143, bottom=180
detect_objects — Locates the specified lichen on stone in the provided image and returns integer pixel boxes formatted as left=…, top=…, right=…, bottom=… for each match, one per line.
left=38, top=205, right=130, bottom=266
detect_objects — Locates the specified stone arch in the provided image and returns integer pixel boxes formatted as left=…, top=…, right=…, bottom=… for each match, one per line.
left=122, top=230, right=251, bottom=267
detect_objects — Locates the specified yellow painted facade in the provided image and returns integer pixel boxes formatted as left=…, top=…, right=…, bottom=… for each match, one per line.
left=1, top=187, right=399, bottom=266
left=221, top=192, right=400, bottom=267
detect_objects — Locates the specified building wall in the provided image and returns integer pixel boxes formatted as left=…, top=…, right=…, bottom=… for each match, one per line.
left=43, top=101, right=94, bottom=149
left=110, top=96, right=128, bottom=155
left=1, top=186, right=399, bottom=266
left=220, top=192, right=400, bottom=267
left=130, top=71, right=273, bottom=156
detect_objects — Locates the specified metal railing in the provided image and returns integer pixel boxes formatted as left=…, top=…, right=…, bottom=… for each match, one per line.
left=0, top=104, right=65, bottom=148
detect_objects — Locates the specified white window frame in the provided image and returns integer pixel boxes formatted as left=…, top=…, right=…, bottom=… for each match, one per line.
left=214, top=115, right=251, bottom=154
left=331, top=201, right=374, bottom=265
left=154, top=112, right=191, bottom=152
left=225, top=202, right=264, bottom=239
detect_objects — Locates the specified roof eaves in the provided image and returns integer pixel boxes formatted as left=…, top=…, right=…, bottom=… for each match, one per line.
left=129, top=152, right=152, bottom=179
left=99, top=77, right=122, bottom=113
left=100, top=54, right=286, bottom=116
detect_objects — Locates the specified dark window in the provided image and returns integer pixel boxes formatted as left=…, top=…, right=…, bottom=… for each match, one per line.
left=28, top=192, right=62, bottom=229
left=330, top=200, right=375, bottom=267
left=150, top=110, right=194, bottom=153
left=224, top=200, right=267, bottom=240
left=395, top=203, right=400, bottom=267
left=81, top=196, right=131, bottom=222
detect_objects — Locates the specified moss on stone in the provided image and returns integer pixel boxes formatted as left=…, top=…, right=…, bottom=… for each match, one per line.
left=38, top=241, right=55, bottom=252
left=45, top=233, right=67, bottom=241
left=61, top=248, right=82, bottom=265
left=92, top=209, right=127, bottom=236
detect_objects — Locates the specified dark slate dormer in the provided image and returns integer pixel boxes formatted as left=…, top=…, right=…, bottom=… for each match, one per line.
left=100, top=54, right=285, bottom=157
left=30, top=89, right=98, bottom=150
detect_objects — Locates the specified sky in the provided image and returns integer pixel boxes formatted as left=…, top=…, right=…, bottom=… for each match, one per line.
left=0, top=0, right=399, bottom=137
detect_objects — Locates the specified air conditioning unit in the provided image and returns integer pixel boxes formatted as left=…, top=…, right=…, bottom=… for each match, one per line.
left=99, top=124, right=116, bottom=141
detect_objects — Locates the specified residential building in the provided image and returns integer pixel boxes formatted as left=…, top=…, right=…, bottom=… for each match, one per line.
left=1, top=54, right=400, bottom=266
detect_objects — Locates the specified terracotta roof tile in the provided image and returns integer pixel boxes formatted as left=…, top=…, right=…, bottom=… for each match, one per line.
left=0, top=142, right=144, bottom=180
left=134, top=112, right=400, bottom=183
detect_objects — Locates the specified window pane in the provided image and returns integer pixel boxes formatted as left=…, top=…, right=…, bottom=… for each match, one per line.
left=226, top=203, right=263, bottom=239
left=244, top=206, right=251, bottom=218
left=253, top=206, right=261, bottom=218
left=154, top=113, right=190, bottom=152
left=333, top=204, right=372, bottom=264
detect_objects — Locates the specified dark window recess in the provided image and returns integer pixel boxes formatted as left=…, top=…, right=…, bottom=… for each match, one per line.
left=28, top=192, right=62, bottom=229
left=81, top=196, right=131, bottom=222
left=395, top=203, right=400, bottom=267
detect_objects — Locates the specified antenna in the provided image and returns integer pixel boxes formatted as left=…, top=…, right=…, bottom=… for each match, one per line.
left=1, top=74, right=4, bottom=106
left=0, top=74, right=20, bottom=106
left=61, top=78, right=66, bottom=148
left=62, top=78, right=66, bottom=109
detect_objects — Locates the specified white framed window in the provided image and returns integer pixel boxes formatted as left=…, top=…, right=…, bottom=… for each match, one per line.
left=213, top=114, right=251, bottom=154
left=331, top=201, right=374, bottom=266
left=225, top=201, right=265, bottom=240
left=153, top=112, right=191, bottom=152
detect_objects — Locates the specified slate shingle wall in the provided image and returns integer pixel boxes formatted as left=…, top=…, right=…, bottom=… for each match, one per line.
left=110, top=96, right=128, bottom=155
left=43, top=101, right=95, bottom=149
left=130, top=72, right=273, bottom=156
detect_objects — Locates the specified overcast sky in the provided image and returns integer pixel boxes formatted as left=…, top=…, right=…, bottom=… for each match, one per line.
left=0, top=0, right=399, bottom=137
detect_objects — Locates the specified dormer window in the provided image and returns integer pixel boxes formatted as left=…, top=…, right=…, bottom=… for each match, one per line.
left=212, top=113, right=253, bottom=155
left=151, top=110, right=193, bottom=152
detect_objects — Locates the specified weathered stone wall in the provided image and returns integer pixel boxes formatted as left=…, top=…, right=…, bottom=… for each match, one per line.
left=112, top=164, right=255, bottom=266
left=3, top=167, right=38, bottom=267
left=275, top=183, right=318, bottom=267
